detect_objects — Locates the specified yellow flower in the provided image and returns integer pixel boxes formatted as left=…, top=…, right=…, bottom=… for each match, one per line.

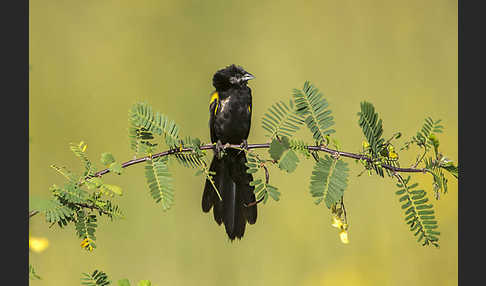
left=29, top=237, right=49, bottom=253
left=79, top=141, right=87, bottom=152
left=362, top=141, right=370, bottom=149
left=387, top=145, right=398, bottom=159
left=331, top=216, right=343, bottom=229
left=339, top=230, right=349, bottom=244
left=80, top=238, right=94, bottom=251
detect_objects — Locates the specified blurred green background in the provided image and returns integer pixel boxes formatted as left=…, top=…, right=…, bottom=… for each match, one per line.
left=29, top=0, right=457, bottom=285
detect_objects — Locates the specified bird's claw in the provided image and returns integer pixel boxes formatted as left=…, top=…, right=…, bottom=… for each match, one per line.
left=240, top=139, right=249, bottom=150
left=238, top=139, right=249, bottom=154
left=214, top=140, right=231, bottom=159
left=214, top=140, right=224, bottom=158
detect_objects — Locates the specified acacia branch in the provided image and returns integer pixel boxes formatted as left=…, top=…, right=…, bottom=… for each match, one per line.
left=30, top=142, right=430, bottom=219
left=91, top=143, right=428, bottom=177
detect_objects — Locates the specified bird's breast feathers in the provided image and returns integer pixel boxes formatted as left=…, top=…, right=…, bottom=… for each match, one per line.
left=219, top=97, right=231, bottom=113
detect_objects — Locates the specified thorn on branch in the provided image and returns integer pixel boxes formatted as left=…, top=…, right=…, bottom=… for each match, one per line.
left=331, top=151, right=340, bottom=160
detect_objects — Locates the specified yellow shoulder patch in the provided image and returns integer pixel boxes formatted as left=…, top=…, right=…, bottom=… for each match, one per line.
left=210, top=92, right=219, bottom=104
left=248, top=105, right=251, bottom=113
left=210, top=92, right=219, bottom=115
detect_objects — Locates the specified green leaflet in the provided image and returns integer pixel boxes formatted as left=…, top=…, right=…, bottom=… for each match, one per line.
left=357, top=101, right=390, bottom=177
left=29, top=264, right=41, bottom=280
left=70, top=141, right=95, bottom=177
left=81, top=270, right=111, bottom=286
left=293, top=81, right=335, bottom=144
left=396, top=176, right=440, bottom=247
left=100, top=152, right=116, bottom=166
left=137, top=280, right=152, bottom=286
left=425, top=156, right=452, bottom=199
left=29, top=194, right=59, bottom=212
left=172, top=136, right=204, bottom=168
left=75, top=209, right=98, bottom=251
left=129, top=102, right=180, bottom=148
left=268, top=137, right=300, bottom=173
left=117, top=279, right=153, bottom=286
left=261, top=99, right=304, bottom=139
left=266, top=184, right=281, bottom=202
left=144, top=157, right=174, bottom=211
left=98, top=200, right=124, bottom=220
left=310, top=155, right=349, bottom=208
left=100, top=184, right=123, bottom=196
left=438, top=155, right=458, bottom=178
left=85, top=177, right=123, bottom=197
left=109, top=162, right=124, bottom=175
left=268, top=136, right=290, bottom=161
left=246, top=154, right=280, bottom=203
left=278, top=149, right=299, bottom=173
left=289, top=138, right=311, bottom=158
left=50, top=164, right=77, bottom=182
left=29, top=195, right=74, bottom=224
left=416, top=117, right=443, bottom=148
left=402, top=117, right=443, bottom=151
left=128, top=126, right=158, bottom=156
left=358, top=102, right=385, bottom=158
left=118, top=279, right=131, bottom=286
left=441, top=163, right=458, bottom=179
left=54, top=182, right=88, bottom=204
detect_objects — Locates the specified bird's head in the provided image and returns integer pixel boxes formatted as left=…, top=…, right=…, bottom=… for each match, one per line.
left=212, top=64, right=255, bottom=90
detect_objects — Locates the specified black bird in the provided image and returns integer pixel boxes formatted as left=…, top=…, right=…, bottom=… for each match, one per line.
left=202, top=64, right=258, bottom=240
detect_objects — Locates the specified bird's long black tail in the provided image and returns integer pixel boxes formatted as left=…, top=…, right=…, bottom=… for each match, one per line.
left=202, top=150, right=257, bottom=240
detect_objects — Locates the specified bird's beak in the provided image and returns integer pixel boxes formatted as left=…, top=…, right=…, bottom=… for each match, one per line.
left=241, top=73, right=255, bottom=82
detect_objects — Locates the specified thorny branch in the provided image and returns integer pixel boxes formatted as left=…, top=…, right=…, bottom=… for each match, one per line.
left=30, top=142, right=431, bottom=219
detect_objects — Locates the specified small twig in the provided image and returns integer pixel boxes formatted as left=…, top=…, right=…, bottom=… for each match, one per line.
left=384, top=132, right=401, bottom=145
left=340, top=198, right=347, bottom=225
left=393, top=172, right=409, bottom=190
left=262, top=164, right=270, bottom=185
left=244, top=196, right=265, bottom=208
left=201, top=160, right=223, bottom=202
left=253, top=153, right=271, bottom=185
left=412, top=147, right=429, bottom=169
left=29, top=210, right=39, bottom=218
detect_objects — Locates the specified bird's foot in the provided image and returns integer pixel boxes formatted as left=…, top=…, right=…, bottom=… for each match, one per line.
left=214, top=140, right=224, bottom=158
left=214, top=140, right=231, bottom=159
left=238, top=139, right=249, bottom=154
left=240, top=139, right=249, bottom=150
